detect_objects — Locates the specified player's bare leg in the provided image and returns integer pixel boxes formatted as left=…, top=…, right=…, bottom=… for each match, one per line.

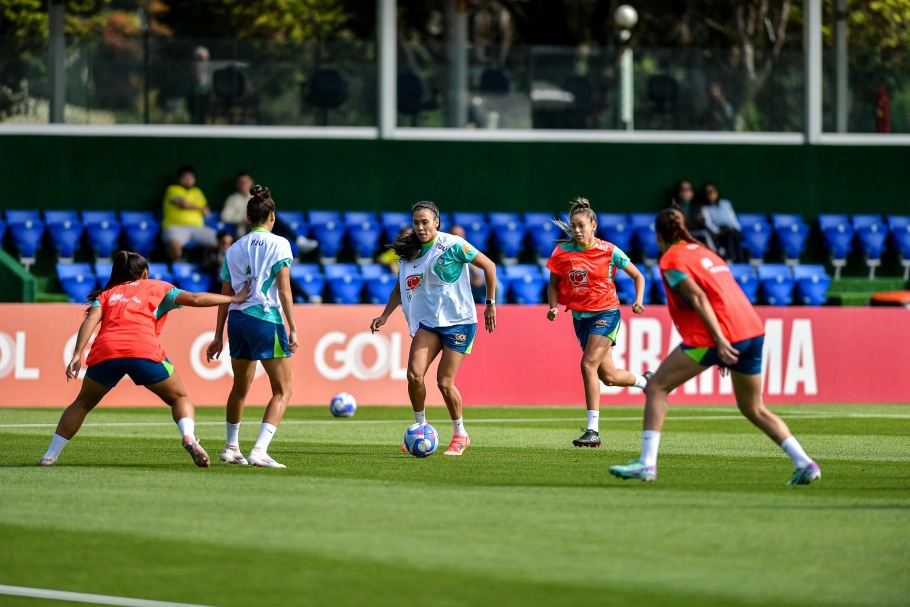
left=146, top=372, right=209, bottom=468
left=247, top=357, right=293, bottom=468
left=402, top=329, right=443, bottom=451
left=437, top=346, right=469, bottom=456
left=38, top=378, right=111, bottom=466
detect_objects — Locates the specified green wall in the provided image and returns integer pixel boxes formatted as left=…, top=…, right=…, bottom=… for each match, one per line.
left=2, top=135, right=907, bottom=217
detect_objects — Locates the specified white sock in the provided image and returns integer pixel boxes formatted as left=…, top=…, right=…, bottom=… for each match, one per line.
left=226, top=422, right=240, bottom=447
left=780, top=436, right=813, bottom=468
left=43, top=433, right=69, bottom=460
left=253, top=423, right=277, bottom=451
left=586, top=410, right=600, bottom=432
left=452, top=417, right=466, bottom=436
left=413, top=410, right=426, bottom=425
left=633, top=374, right=649, bottom=390
left=177, top=418, right=195, bottom=440
left=640, top=430, right=661, bottom=466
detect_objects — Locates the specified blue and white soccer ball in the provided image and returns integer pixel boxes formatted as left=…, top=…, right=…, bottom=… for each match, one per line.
left=404, top=422, right=438, bottom=458
left=329, top=392, right=357, bottom=418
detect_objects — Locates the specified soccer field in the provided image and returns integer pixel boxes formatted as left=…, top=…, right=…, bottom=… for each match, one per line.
left=1, top=405, right=908, bottom=607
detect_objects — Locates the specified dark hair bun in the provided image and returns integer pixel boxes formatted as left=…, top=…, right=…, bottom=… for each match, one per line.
left=250, top=184, right=270, bottom=202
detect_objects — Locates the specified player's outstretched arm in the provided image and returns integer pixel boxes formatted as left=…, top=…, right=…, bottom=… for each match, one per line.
left=623, top=262, right=646, bottom=314
left=547, top=273, right=560, bottom=321
left=470, top=252, right=497, bottom=332
left=176, top=281, right=252, bottom=307
left=675, top=277, right=739, bottom=366
left=370, top=279, right=402, bottom=333
left=67, top=306, right=103, bottom=381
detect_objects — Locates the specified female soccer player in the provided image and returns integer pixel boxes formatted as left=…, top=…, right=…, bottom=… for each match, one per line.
left=370, top=201, right=497, bottom=456
left=546, top=198, right=651, bottom=448
left=609, top=207, right=821, bottom=485
left=38, top=251, right=251, bottom=467
left=206, top=185, right=299, bottom=468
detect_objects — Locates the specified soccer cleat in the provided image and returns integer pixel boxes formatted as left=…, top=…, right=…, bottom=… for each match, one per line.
left=37, top=456, right=56, bottom=467
left=608, top=460, right=658, bottom=482
left=220, top=444, right=249, bottom=465
left=573, top=428, right=601, bottom=448
left=182, top=436, right=210, bottom=468
left=643, top=370, right=654, bottom=383
left=248, top=447, right=286, bottom=468
left=443, top=434, right=470, bottom=456
left=787, top=462, right=821, bottom=486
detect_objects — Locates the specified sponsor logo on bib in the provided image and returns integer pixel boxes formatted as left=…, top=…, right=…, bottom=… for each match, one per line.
left=405, top=273, right=423, bottom=301
left=568, top=269, right=588, bottom=286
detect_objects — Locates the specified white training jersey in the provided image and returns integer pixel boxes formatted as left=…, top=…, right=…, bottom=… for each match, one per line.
left=221, top=227, right=293, bottom=323
left=398, top=231, right=479, bottom=337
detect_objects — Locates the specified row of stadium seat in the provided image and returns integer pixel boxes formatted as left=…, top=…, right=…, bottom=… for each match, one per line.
left=9, top=211, right=910, bottom=279
left=55, top=259, right=831, bottom=307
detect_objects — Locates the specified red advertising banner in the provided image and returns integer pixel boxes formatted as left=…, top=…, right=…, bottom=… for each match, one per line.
left=0, top=304, right=907, bottom=407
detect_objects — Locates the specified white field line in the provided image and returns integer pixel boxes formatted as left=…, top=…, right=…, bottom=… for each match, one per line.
left=0, top=584, right=216, bottom=607
left=1, top=412, right=909, bottom=430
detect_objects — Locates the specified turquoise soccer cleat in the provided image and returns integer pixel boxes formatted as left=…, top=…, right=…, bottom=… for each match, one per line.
left=787, top=462, right=821, bottom=486
left=608, top=460, right=657, bottom=482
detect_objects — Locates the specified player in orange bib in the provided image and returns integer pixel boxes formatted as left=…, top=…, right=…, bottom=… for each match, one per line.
left=37, top=251, right=250, bottom=468
left=546, top=198, right=651, bottom=448
left=609, top=207, right=820, bottom=485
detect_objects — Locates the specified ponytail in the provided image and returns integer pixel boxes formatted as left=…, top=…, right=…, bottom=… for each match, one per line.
left=656, top=207, right=699, bottom=245
left=85, top=251, right=148, bottom=316
left=553, top=197, right=596, bottom=242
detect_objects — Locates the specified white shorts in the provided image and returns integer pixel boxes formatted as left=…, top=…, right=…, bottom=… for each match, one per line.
left=162, top=226, right=217, bottom=247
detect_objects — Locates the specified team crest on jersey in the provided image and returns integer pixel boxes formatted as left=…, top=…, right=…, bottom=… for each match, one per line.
left=568, top=269, right=589, bottom=286
left=405, top=273, right=423, bottom=301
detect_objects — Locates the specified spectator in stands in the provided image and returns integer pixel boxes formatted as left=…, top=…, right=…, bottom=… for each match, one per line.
left=162, top=165, right=217, bottom=262
left=378, top=227, right=409, bottom=274
left=220, top=170, right=318, bottom=257
left=451, top=225, right=505, bottom=304
left=220, top=171, right=254, bottom=237
left=700, top=182, right=744, bottom=262
left=201, top=231, right=234, bottom=293
left=669, top=179, right=716, bottom=252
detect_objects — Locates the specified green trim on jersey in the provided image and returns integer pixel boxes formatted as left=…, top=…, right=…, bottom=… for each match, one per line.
left=220, top=257, right=231, bottom=282
left=417, top=238, right=436, bottom=258
left=433, top=239, right=478, bottom=284
left=240, top=305, right=283, bottom=325
left=251, top=227, right=268, bottom=233
left=261, top=258, right=291, bottom=294
left=154, top=287, right=183, bottom=319
left=663, top=268, right=689, bottom=287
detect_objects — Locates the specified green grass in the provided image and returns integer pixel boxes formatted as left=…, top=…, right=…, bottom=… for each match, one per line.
left=1, top=405, right=909, bottom=607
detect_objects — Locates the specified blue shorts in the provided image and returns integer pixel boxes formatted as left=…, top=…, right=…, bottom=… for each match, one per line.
left=681, top=335, right=764, bottom=375
left=573, top=309, right=621, bottom=351
left=85, top=358, right=174, bottom=388
left=418, top=322, right=477, bottom=354
left=228, top=310, right=290, bottom=361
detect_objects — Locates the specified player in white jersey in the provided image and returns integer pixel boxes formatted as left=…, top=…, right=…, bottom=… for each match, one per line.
left=370, top=201, right=497, bottom=456
left=205, top=185, right=299, bottom=468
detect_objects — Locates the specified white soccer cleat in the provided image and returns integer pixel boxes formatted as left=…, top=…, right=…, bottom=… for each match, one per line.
left=247, top=447, right=286, bottom=468
left=37, top=456, right=56, bottom=467
left=220, top=444, right=249, bottom=465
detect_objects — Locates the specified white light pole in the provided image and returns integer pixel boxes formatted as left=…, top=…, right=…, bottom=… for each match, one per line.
left=615, top=4, right=637, bottom=131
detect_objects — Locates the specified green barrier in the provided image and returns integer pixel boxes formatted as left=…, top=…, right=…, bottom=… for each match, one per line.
left=0, top=250, right=37, bottom=302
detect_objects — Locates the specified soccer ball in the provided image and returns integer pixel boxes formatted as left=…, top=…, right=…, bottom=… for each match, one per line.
left=403, top=423, right=438, bottom=458
left=329, top=392, right=357, bottom=418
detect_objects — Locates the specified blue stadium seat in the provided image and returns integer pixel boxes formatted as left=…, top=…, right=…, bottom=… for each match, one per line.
left=324, top=263, right=361, bottom=280
left=6, top=210, right=41, bottom=223
left=84, top=218, right=122, bottom=259
left=492, top=217, right=526, bottom=261
left=818, top=214, right=850, bottom=232
left=527, top=221, right=561, bottom=258
left=94, top=262, right=113, bottom=283
left=507, top=273, right=544, bottom=304
left=504, top=264, right=541, bottom=279
left=364, top=273, right=397, bottom=304
left=437, top=212, right=453, bottom=231
left=309, top=220, right=346, bottom=262
left=308, top=210, right=341, bottom=224
left=855, top=222, right=888, bottom=279
left=453, top=212, right=486, bottom=228
left=598, top=213, right=634, bottom=254
left=632, top=221, right=660, bottom=264
left=44, top=210, right=80, bottom=224
left=729, top=263, right=759, bottom=304
left=46, top=218, right=84, bottom=260
left=461, top=220, right=491, bottom=250
left=81, top=211, right=118, bottom=225
left=326, top=273, right=364, bottom=304
left=204, top=217, right=235, bottom=236
left=121, top=217, right=160, bottom=257
left=346, top=219, right=382, bottom=261
left=359, top=263, right=388, bottom=279
left=343, top=211, right=378, bottom=226
left=772, top=218, right=810, bottom=264
left=276, top=211, right=309, bottom=237
left=649, top=264, right=666, bottom=304
left=793, top=264, right=831, bottom=306
left=147, top=262, right=173, bottom=283
left=489, top=212, right=521, bottom=227
left=821, top=223, right=853, bottom=280
left=172, top=264, right=211, bottom=292
left=380, top=211, right=413, bottom=242
left=524, top=212, right=554, bottom=226
left=57, top=263, right=97, bottom=303
left=0, top=219, right=6, bottom=242
left=738, top=214, right=772, bottom=265
left=758, top=264, right=794, bottom=306
left=852, top=214, right=884, bottom=231
left=8, top=218, right=45, bottom=265
left=890, top=222, right=910, bottom=280
left=289, top=264, right=325, bottom=303
left=613, top=270, right=640, bottom=305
